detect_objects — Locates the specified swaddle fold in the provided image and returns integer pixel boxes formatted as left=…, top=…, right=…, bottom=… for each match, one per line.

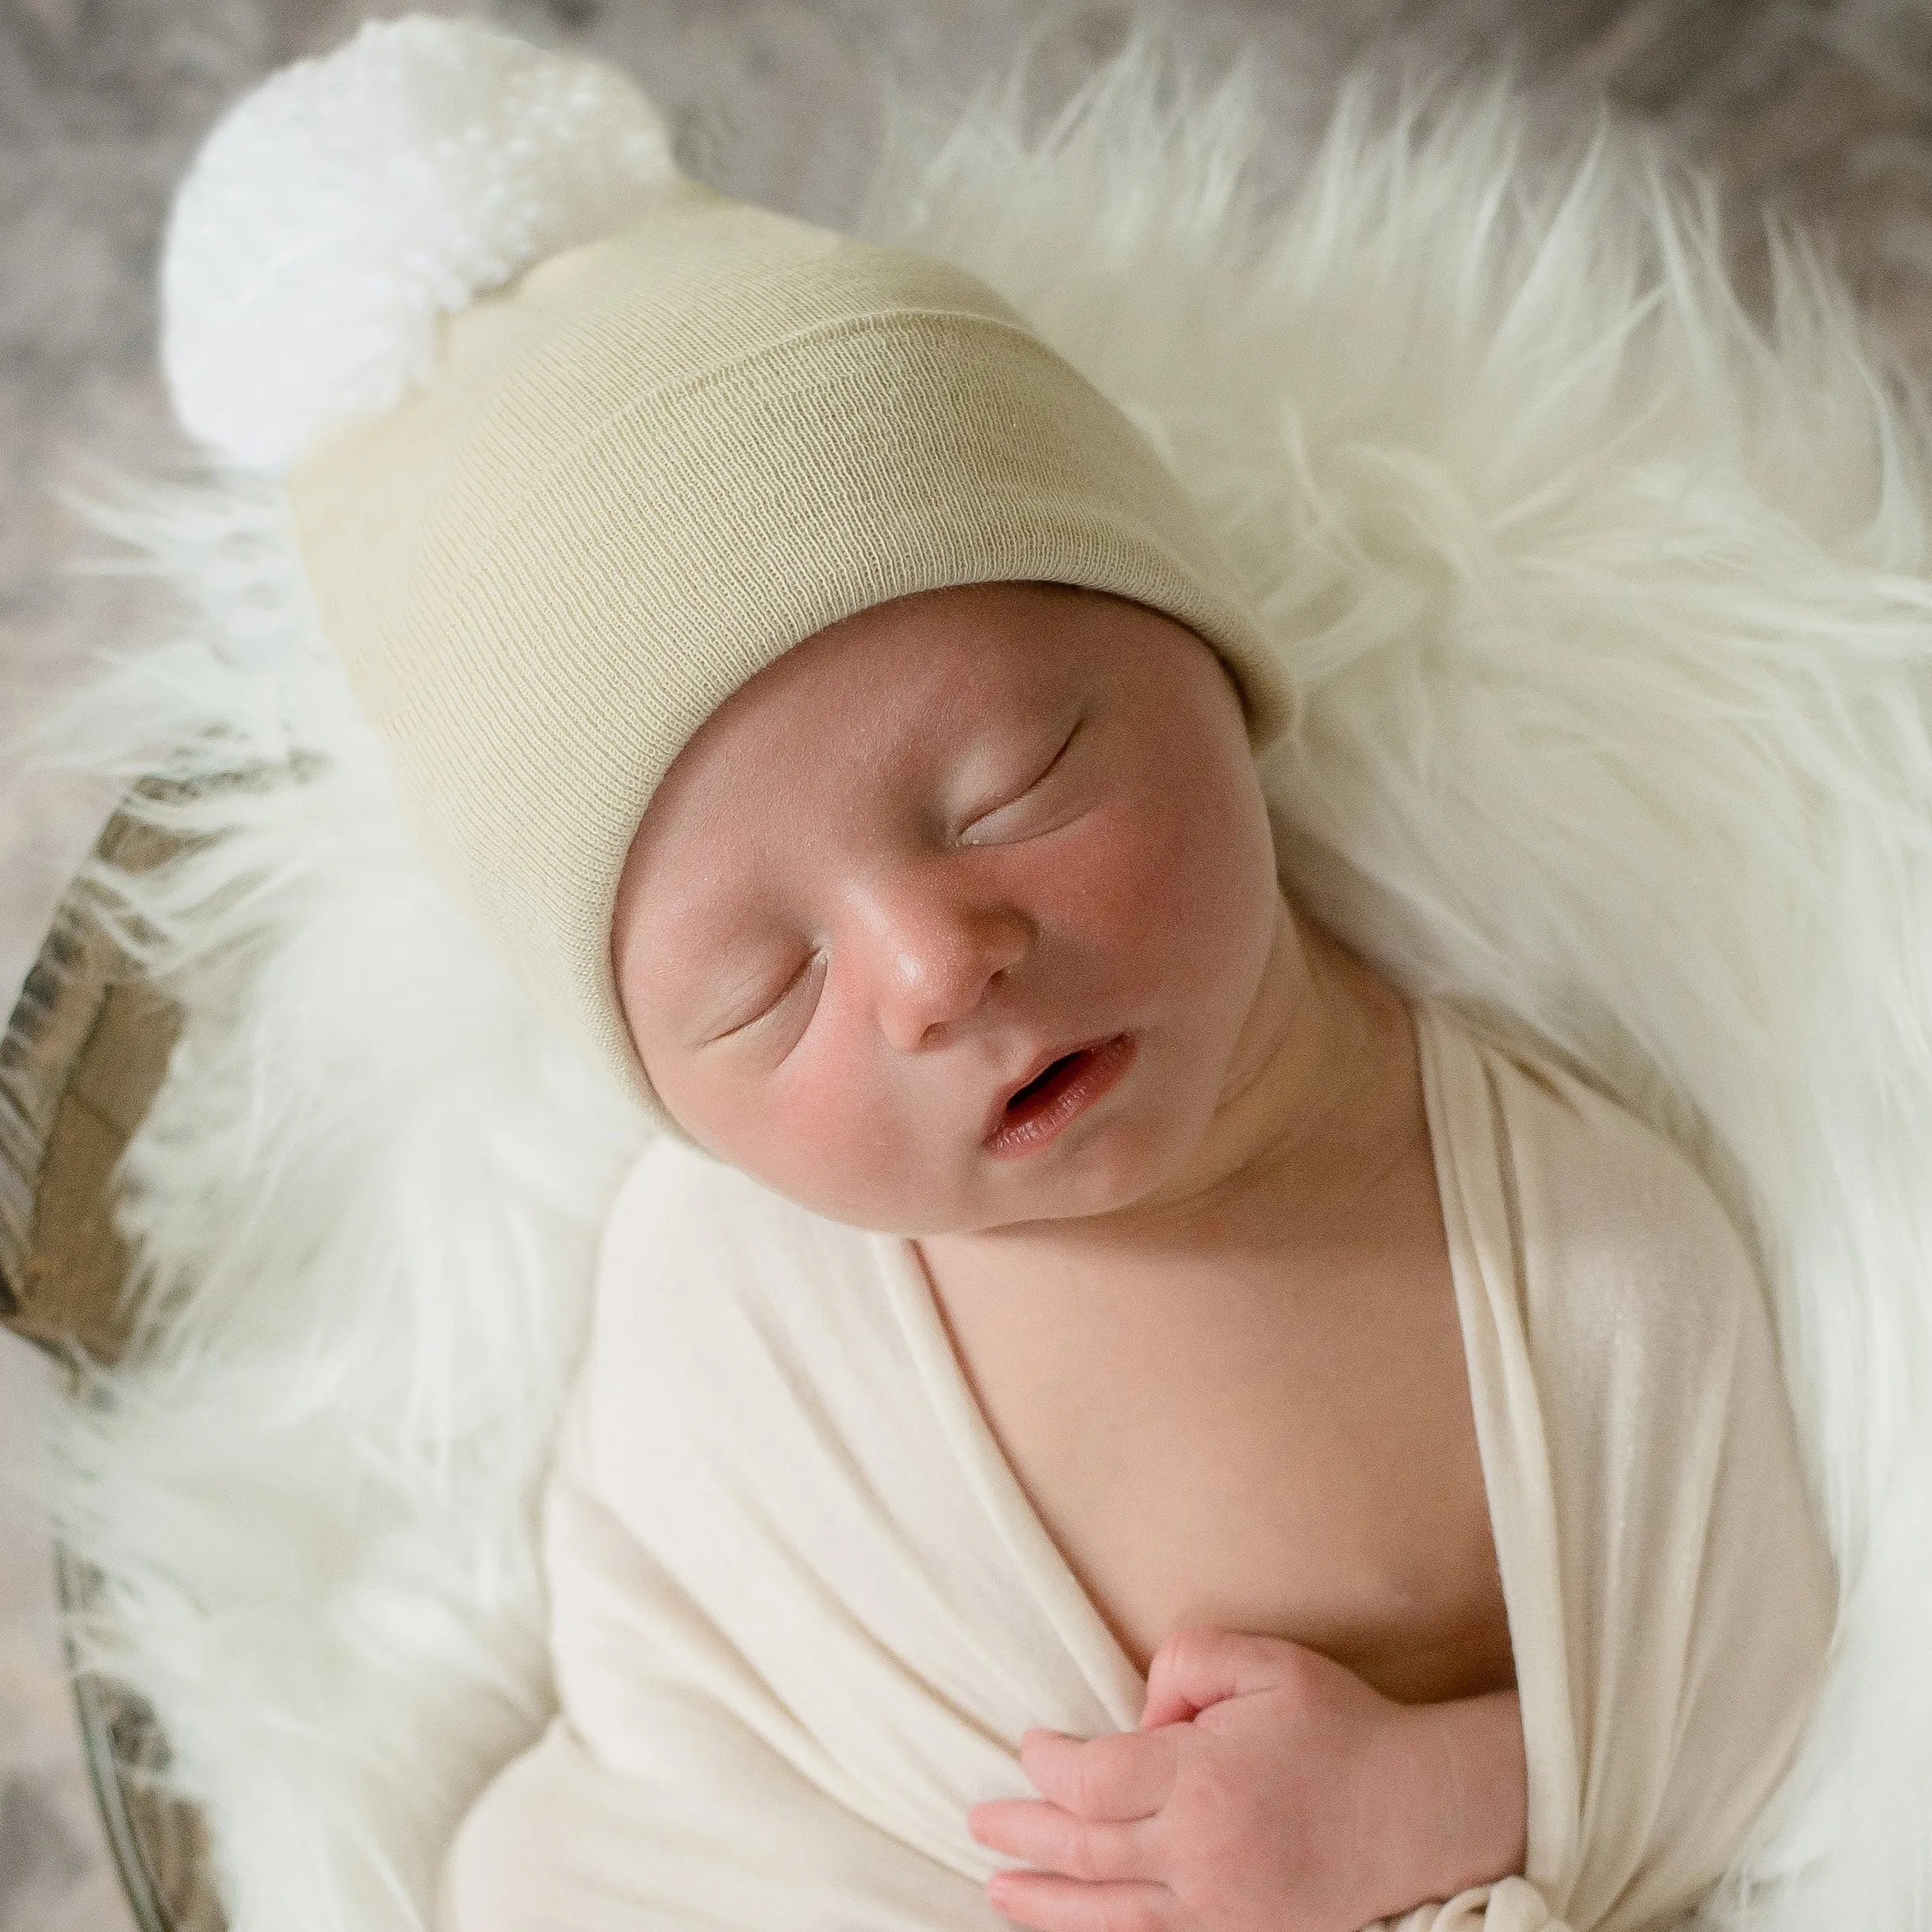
left=439, top=998, right=1833, bottom=1932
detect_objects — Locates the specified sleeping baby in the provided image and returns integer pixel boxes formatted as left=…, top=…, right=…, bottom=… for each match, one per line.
left=213, top=20, right=1836, bottom=1932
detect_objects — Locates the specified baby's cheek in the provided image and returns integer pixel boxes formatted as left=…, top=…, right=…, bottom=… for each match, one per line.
left=1053, top=796, right=1266, bottom=993
left=739, top=1038, right=932, bottom=1226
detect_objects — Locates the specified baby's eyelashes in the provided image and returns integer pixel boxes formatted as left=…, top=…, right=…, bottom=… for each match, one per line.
left=752, top=950, right=825, bottom=1032
left=959, top=720, right=1085, bottom=847
left=705, top=949, right=824, bottom=1045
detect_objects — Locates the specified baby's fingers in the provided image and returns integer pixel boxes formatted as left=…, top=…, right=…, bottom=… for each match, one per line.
left=968, top=1797, right=1152, bottom=1884
left=1019, top=1724, right=1179, bottom=1820
left=986, top=1869, right=1171, bottom=1932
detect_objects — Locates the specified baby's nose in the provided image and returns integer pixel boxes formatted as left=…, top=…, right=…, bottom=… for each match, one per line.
left=855, top=873, right=1031, bottom=1051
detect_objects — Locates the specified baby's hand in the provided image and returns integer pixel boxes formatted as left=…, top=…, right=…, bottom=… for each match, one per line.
left=966, top=1625, right=1526, bottom=1932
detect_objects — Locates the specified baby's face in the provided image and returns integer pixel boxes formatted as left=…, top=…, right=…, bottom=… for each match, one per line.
left=612, top=581, right=1284, bottom=1235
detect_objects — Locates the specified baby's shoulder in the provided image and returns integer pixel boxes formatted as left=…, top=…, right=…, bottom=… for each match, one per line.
left=591, top=1133, right=874, bottom=1318
left=601, top=1131, right=779, bottom=1243
left=572, top=1138, right=862, bottom=1471
left=1442, top=1010, right=1769, bottom=1368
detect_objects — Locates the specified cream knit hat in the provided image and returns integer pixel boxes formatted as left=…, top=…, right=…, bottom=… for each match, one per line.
left=160, top=17, right=1295, bottom=1127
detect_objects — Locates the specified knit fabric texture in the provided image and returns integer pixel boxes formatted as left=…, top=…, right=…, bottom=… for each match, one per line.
left=285, top=177, right=1294, bottom=1124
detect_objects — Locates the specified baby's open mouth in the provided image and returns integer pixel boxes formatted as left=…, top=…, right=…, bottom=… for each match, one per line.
left=985, top=1034, right=1136, bottom=1159
left=1008, top=1050, right=1085, bottom=1109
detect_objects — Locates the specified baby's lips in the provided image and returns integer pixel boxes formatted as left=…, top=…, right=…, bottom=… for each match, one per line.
left=981, top=1038, right=1093, bottom=1143
left=982, top=1035, right=1137, bottom=1159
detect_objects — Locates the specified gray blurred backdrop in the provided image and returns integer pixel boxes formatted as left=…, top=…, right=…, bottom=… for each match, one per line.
left=8, top=2, right=1932, bottom=1926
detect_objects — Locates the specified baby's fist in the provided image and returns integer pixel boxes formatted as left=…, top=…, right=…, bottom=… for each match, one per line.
left=969, top=1626, right=1524, bottom=1932
left=970, top=1627, right=1398, bottom=1932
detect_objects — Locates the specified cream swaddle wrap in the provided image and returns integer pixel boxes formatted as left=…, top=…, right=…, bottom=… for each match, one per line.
left=439, top=998, right=1834, bottom=1932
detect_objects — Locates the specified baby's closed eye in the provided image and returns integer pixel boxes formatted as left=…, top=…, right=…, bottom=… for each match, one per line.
left=959, top=717, right=1086, bottom=846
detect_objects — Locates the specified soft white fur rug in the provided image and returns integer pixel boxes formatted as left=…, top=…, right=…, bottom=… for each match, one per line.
left=26, top=22, right=1932, bottom=1932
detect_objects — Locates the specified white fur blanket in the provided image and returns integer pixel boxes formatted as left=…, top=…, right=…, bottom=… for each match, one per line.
left=26, top=25, right=1932, bottom=1932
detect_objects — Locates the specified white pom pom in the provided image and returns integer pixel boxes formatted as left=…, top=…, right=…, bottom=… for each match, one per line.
left=161, top=17, right=681, bottom=471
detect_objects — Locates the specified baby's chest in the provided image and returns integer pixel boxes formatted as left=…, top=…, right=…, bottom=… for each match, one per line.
left=923, top=1234, right=1514, bottom=1708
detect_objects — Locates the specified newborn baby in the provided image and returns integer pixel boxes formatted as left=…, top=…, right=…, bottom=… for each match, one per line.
left=612, top=580, right=1525, bottom=1927
left=610, top=580, right=1530, bottom=1924
left=438, top=580, right=1833, bottom=1932
left=202, top=25, right=1831, bottom=1920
